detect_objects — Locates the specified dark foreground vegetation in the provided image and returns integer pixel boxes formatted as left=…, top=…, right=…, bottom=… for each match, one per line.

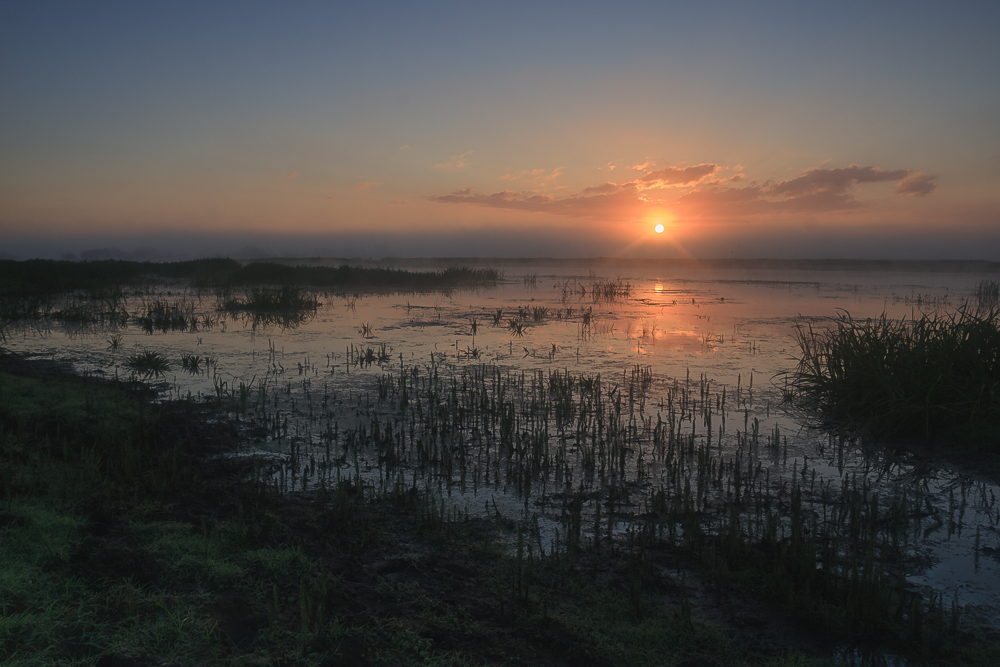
left=2, top=353, right=1000, bottom=666
left=0, top=258, right=502, bottom=297
left=790, top=280, right=1000, bottom=454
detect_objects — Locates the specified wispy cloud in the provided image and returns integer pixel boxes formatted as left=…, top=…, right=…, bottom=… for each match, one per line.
left=769, top=165, right=908, bottom=198
left=895, top=171, right=937, bottom=196
left=639, top=163, right=718, bottom=187
left=356, top=181, right=382, bottom=191
left=435, top=150, right=473, bottom=170
left=430, top=162, right=936, bottom=221
left=499, top=166, right=563, bottom=185
left=399, top=145, right=411, bottom=151
left=629, top=161, right=654, bottom=171
left=284, top=171, right=298, bottom=179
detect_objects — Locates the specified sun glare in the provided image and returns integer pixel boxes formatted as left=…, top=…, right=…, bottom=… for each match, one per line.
left=654, top=223, right=665, bottom=234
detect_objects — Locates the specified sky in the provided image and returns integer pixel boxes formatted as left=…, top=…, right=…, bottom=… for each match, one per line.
left=1, top=1, right=999, bottom=260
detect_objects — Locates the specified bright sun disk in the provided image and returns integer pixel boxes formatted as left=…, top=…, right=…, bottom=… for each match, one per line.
left=654, top=223, right=665, bottom=234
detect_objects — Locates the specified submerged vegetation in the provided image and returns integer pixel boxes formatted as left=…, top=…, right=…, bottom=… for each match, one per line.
left=5, top=355, right=998, bottom=666
left=0, top=354, right=821, bottom=666
left=217, top=285, right=320, bottom=314
left=0, top=258, right=502, bottom=337
left=790, top=285, right=1000, bottom=444
left=4, top=262, right=1000, bottom=664
left=125, top=349, right=171, bottom=378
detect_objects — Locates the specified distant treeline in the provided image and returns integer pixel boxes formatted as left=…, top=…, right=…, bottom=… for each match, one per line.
left=0, top=258, right=502, bottom=295
left=421, top=257, right=1000, bottom=273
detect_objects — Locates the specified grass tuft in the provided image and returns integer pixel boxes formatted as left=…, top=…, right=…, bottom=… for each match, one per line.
left=790, top=301, right=1000, bottom=442
left=126, top=350, right=171, bottom=378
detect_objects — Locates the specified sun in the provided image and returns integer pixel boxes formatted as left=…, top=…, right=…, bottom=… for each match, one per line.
left=654, top=223, right=665, bottom=234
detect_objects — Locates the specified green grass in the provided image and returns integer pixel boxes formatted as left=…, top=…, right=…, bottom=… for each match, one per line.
left=0, top=359, right=768, bottom=666
left=5, top=347, right=1000, bottom=665
left=790, top=297, right=1000, bottom=443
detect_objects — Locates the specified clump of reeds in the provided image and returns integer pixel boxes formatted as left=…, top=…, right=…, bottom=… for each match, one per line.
left=125, top=349, right=170, bottom=378
left=976, top=279, right=999, bottom=308
left=790, top=301, right=1000, bottom=440
left=218, top=285, right=319, bottom=314
left=589, top=278, right=631, bottom=302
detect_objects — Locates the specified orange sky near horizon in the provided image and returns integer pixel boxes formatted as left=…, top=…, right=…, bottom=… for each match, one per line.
left=1, top=3, right=998, bottom=259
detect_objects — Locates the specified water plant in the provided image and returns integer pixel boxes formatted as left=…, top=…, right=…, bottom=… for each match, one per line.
left=126, top=349, right=171, bottom=378
left=789, top=302, right=1000, bottom=441
left=977, top=279, right=1000, bottom=308
left=219, top=285, right=319, bottom=314
left=508, top=318, right=525, bottom=337
left=181, top=354, right=203, bottom=374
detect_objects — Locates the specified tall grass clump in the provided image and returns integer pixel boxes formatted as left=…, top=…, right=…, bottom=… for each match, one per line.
left=218, top=285, right=319, bottom=313
left=126, top=349, right=171, bottom=378
left=791, top=297, right=1000, bottom=441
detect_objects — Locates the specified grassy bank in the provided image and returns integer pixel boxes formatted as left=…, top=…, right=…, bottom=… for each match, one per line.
left=789, top=285, right=1000, bottom=450
left=0, top=354, right=819, bottom=666
left=6, top=354, right=1000, bottom=665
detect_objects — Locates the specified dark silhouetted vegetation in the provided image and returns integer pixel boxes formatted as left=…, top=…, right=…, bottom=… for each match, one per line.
left=0, top=258, right=500, bottom=300
left=0, top=257, right=240, bottom=295
left=791, top=290, right=1000, bottom=444
left=125, top=349, right=171, bottom=378
left=214, top=261, right=502, bottom=291
left=217, top=285, right=319, bottom=314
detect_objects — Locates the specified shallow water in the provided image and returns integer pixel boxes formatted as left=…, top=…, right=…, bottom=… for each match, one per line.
left=6, top=259, right=999, bottom=626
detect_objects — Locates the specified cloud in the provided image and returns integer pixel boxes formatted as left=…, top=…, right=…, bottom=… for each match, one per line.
left=499, top=167, right=563, bottom=185
left=896, top=171, right=936, bottom=196
left=284, top=172, right=298, bottom=179
left=430, top=162, right=934, bottom=222
left=399, top=145, right=410, bottom=150
left=640, top=163, right=718, bottom=186
left=428, top=184, right=644, bottom=219
left=581, top=182, right=628, bottom=195
left=356, top=181, right=382, bottom=191
left=770, top=165, right=908, bottom=198
left=435, top=150, right=473, bottom=170
left=629, top=161, right=654, bottom=171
